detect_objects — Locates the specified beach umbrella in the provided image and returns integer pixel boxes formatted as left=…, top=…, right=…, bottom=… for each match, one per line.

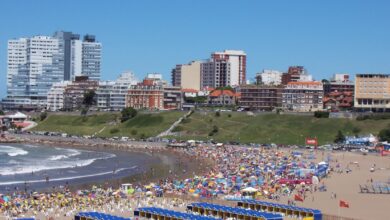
left=318, top=161, right=327, bottom=165
left=127, top=188, right=135, bottom=194
left=312, top=176, right=320, bottom=185
left=242, top=187, right=258, bottom=193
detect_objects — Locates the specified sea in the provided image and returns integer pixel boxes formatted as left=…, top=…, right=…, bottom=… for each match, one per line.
left=0, top=143, right=156, bottom=192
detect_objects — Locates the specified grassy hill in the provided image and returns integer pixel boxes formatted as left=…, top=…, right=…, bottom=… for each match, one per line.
left=32, top=111, right=390, bottom=145
left=173, top=112, right=390, bottom=145
left=32, top=111, right=185, bottom=138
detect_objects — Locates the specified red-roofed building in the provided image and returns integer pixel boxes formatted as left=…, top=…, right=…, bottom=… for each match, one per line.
left=181, top=89, right=199, bottom=98
left=208, top=89, right=240, bottom=106
left=323, top=91, right=354, bottom=111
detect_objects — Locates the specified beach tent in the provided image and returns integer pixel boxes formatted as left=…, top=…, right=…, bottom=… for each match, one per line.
left=237, top=199, right=322, bottom=220
left=75, top=212, right=130, bottom=220
left=242, top=187, right=258, bottom=193
left=188, top=202, right=283, bottom=220
left=134, top=207, right=218, bottom=220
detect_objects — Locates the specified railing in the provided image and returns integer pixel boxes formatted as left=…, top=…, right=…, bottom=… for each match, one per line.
left=322, top=214, right=360, bottom=220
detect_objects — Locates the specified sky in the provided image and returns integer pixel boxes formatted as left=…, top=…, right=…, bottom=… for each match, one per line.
left=0, top=0, right=390, bottom=98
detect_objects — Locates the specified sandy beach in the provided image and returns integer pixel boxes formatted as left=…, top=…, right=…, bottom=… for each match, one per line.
left=1, top=134, right=389, bottom=220
left=285, top=151, right=390, bottom=220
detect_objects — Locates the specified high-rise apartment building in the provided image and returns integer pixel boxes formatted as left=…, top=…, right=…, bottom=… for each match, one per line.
left=2, top=31, right=101, bottom=110
left=354, top=74, right=390, bottom=111
left=201, top=50, right=246, bottom=88
left=172, top=61, right=202, bottom=91
left=79, top=35, right=101, bottom=81
left=3, top=36, right=61, bottom=109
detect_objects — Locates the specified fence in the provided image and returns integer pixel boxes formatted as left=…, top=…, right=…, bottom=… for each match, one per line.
left=163, top=194, right=360, bottom=220
left=322, top=214, right=360, bottom=220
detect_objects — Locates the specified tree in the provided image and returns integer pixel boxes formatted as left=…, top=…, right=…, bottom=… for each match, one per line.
left=83, top=90, right=96, bottom=107
left=0, top=110, right=4, bottom=115
left=81, top=107, right=88, bottom=116
left=131, top=130, right=138, bottom=135
left=40, top=112, right=48, bottom=121
left=321, top=79, right=330, bottom=84
left=215, top=86, right=234, bottom=91
left=121, top=107, right=137, bottom=122
left=314, top=111, right=329, bottom=118
left=215, top=111, right=221, bottom=117
left=334, top=130, right=346, bottom=143
left=110, top=128, right=119, bottom=134
left=378, top=125, right=390, bottom=142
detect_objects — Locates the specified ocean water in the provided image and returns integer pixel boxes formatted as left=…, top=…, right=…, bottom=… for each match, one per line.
left=0, top=144, right=114, bottom=176
left=0, top=144, right=155, bottom=191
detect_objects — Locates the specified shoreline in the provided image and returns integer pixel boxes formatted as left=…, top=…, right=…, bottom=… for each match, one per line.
left=4, top=134, right=214, bottom=193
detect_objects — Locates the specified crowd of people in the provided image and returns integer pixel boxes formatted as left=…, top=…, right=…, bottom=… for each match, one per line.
left=0, top=144, right=333, bottom=219
left=153, top=146, right=330, bottom=200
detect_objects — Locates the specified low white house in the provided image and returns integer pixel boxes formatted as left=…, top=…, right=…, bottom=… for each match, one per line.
left=6, top=112, right=28, bottom=122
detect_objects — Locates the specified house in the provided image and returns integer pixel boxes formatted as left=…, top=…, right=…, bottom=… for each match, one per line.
left=208, top=90, right=240, bottom=106
left=6, top=112, right=28, bottom=122
left=181, top=89, right=199, bottom=98
left=323, top=91, right=354, bottom=111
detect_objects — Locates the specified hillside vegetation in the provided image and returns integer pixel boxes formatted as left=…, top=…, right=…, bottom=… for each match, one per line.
left=32, top=111, right=185, bottom=138
left=32, top=111, right=390, bottom=145
left=173, top=112, right=390, bottom=145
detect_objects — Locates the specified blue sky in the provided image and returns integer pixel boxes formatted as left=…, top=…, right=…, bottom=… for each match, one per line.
left=0, top=0, right=389, bottom=97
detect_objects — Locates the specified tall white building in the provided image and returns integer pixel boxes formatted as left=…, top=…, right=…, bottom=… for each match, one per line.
left=4, top=36, right=61, bottom=109
left=201, top=50, right=246, bottom=88
left=3, top=31, right=102, bottom=110
left=78, top=35, right=101, bottom=81
left=256, top=70, right=282, bottom=85
left=96, top=72, right=138, bottom=110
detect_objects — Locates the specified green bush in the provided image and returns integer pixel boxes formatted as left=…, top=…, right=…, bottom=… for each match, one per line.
left=334, top=130, right=345, bottom=143
left=40, top=112, right=48, bottom=121
left=357, top=114, right=390, bottom=121
left=131, top=130, right=138, bottom=135
left=215, top=111, right=221, bottom=117
left=172, top=126, right=183, bottom=132
left=314, top=111, right=329, bottom=118
left=182, top=118, right=191, bottom=123
left=121, top=107, right=137, bottom=122
left=110, top=128, right=119, bottom=134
